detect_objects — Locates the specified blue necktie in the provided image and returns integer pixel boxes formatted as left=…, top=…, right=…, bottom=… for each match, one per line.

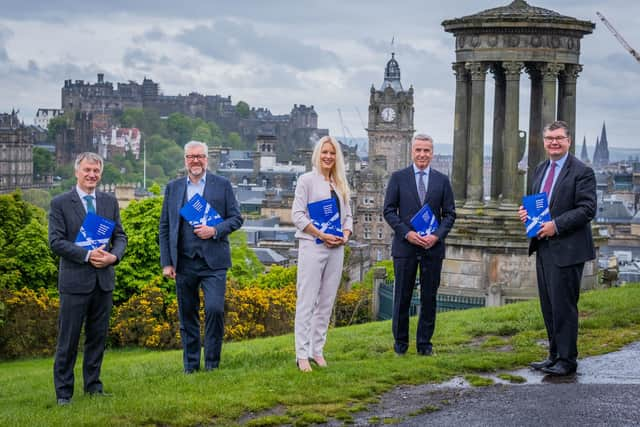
left=84, top=195, right=96, bottom=214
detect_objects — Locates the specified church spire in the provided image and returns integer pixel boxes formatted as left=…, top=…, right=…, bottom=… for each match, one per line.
left=580, top=136, right=590, bottom=163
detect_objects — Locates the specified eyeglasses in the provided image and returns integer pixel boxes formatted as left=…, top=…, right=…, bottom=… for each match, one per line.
left=543, top=136, right=568, bottom=142
left=185, top=154, right=207, bottom=160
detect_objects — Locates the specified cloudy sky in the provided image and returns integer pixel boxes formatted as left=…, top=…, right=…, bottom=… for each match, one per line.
left=1, top=0, right=638, bottom=154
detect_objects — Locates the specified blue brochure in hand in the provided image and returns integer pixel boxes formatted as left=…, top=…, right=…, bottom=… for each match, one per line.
left=522, top=192, right=551, bottom=238
left=75, top=212, right=115, bottom=250
left=308, top=198, right=343, bottom=244
left=410, top=203, right=439, bottom=236
left=180, top=193, right=223, bottom=227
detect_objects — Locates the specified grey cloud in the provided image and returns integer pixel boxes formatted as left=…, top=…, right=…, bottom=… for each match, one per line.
left=123, top=48, right=170, bottom=71
left=176, top=19, right=341, bottom=70
left=134, top=27, right=168, bottom=43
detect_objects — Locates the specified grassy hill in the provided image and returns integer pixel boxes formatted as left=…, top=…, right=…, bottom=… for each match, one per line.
left=1, top=284, right=639, bottom=426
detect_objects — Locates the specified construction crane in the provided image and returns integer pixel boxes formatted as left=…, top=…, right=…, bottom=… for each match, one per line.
left=337, top=108, right=355, bottom=145
left=596, top=11, right=640, bottom=63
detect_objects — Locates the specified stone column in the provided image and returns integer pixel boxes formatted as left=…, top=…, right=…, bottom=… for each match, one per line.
left=490, top=63, right=505, bottom=205
left=526, top=64, right=544, bottom=190
left=541, top=62, right=564, bottom=128
left=500, top=61, right=524, bottom=208
left=452, top=62, right=470, bottom=205
left=464, top=61, right=488, bottom=207
left=558, top=64, right=582, bottom=154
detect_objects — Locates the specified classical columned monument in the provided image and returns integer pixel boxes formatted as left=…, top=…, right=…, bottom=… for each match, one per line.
left=439, top=1, right=599, bottom=305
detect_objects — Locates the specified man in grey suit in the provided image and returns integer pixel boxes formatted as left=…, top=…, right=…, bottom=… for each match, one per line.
left=49, top=152, right=127, bottom=406
left=519, top=120, right=596, bottom=376
left=383, top=134, right=456, bottom=356
left=160, top=141, right=243, bottom=373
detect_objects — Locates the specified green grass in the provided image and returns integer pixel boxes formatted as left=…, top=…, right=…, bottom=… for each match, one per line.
left=1, top=284, right=639, bottom=426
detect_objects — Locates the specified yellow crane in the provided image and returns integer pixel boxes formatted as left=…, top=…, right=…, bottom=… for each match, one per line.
left=596, top=11, right=640, bottom=63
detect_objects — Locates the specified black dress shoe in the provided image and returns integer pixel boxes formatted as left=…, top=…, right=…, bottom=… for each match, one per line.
left=529, top=358, right=556, bottom=370
left=57, top=398, right=71, bottom=406
left=417, top=348, right=433, bottom=356
left=542, top=361, right=576, bottom=376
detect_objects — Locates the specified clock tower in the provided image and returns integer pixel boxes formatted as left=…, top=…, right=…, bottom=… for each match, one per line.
left=354, top=53, right=414, bottom=264
left=366, top=53, right=414, bottom=173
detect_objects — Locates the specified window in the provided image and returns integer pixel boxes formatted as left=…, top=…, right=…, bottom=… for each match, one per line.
left=364, top=213, right=372, bottom=222
left=378, top=228, right=383, bottom=239
left=364, top=227, right=371, bottom=240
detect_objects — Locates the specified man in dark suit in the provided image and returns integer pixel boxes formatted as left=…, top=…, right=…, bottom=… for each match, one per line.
left=49, top=152, right=127, bottom=406
left=383, top=134, right=456, bottom=356
left=160, top=141, right=243, bottom=373
left=519, top=120, right=596, bottom=376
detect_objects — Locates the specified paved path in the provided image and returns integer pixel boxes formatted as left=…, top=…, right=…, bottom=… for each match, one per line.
left=346, top=341, right=640, bottom=426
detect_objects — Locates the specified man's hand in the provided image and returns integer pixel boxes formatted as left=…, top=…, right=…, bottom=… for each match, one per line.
left=406, top=231, right=437, bottom=249
left=162, top=265, right=176, bottom=280
left=194, top=224, right=217, bottom=239
left=518, top=205, right=528, bottom=223
left=88, top=245, right=118, bottom=268
left=536, top=221, right=557, bottom=239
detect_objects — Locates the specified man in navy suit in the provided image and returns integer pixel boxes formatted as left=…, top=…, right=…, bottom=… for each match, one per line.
left=383, top=134, right=456, bottom=356
left=49, top=152, right=127, bottom=405
left=519, top=121, right=596, bottom=376
left=160, top=141, right=243, bottom=373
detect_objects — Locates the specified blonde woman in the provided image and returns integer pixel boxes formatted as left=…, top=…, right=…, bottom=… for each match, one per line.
left=291, top=136, right=353, bottom=372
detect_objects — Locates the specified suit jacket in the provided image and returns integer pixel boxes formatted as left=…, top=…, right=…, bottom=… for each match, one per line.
left=291, top=170, right=354, bottom=241
left=159, top=172, right=243, bottom=271
left=528, top=154, right=596, bottom=267
left=48, top=189, right=127, bottom=294
left=383, top=166, right=456, bottom=259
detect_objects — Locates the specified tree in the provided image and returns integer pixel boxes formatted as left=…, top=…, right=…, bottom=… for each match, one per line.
left=47, top=116, right=68, bottom=141
left=235, top=101, right=250, bottom=119
left=228, top=231, right=264, bottom=282
left=21, top=189, right=51, bottom=212
left=192, top=124, right=213, bottom=143
left=227, top=132, right=244, bottom=150
left=32, top=147, right=54, bottom=180
left=166, top=113, right=193, bottom=146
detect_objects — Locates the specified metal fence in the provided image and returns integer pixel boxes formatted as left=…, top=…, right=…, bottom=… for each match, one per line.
left=377, top=282, right=486, bottom=320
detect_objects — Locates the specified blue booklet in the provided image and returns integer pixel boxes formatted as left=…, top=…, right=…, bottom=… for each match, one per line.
left=308, top=198, right=343, bottom=244
left=180, top=193, right=223, bottom=227
left=74, top=212, right=116, bottom=250
left=522, top=192, right=551, bottom=238
left=410, top=203, right=439, bottom=236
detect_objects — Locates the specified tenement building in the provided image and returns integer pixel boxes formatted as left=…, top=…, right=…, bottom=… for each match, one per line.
left=0, top=111, right=33, bottom=192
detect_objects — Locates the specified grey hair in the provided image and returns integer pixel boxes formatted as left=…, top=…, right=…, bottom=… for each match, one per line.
left=184, top=140, right=208, bottom=155
left=74, top=152, right=104, bottom=172
left=412, top=134, right=433, bottom=146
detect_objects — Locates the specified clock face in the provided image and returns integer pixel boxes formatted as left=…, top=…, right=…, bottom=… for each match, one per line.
left=381, top=107, right=396, bottom=122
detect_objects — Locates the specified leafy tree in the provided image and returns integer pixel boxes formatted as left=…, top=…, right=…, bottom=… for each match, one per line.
left=101, top=163, right=124, bottom=185
left=166, top=113, right=193, bottom=146
left=120, top=108, right=144, bottom=128
left=227, top=132, right=244, bottom=150
left=32, top=147, right=55, bottom=180
left=47, top=116, right=68, bottom=141
left=192, top=124, right=212, bottom=143
left=235, top=101, right=250, bottom=118
left=0, top=191, right=57, bottom=292
left=209, top=122, right=225, bottom=146
left=148, top=182, right=162, bottom=196
left=116, top=196, right=167, bottom=303
left=228, top=231, right=264, bottom=281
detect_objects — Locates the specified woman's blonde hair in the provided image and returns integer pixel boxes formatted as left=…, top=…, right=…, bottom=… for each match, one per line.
left=311, top=136, right=351, bottom=201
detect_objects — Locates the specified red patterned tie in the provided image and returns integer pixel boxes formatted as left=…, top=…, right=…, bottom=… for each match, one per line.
left=542, top=161, right=556, bottom=196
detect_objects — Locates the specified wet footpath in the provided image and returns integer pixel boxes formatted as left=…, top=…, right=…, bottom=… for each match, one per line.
left=345, top=341, right=640, bottom=426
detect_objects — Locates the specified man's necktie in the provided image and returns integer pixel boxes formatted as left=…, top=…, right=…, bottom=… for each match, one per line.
left=542, top=162, right=556, bottom=197
left=418, top=171, right=426, bottom=205
left=84, top=195, right=96, bottom=214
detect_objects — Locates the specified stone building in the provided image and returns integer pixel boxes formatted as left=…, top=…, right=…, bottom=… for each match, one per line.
left=0, top=111, right=33, bottom=192
left=353, top=53, right=415, bottom=264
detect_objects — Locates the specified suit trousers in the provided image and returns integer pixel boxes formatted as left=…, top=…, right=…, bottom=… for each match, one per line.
left=54, top=285, right=112, bottom=399
left=295, top=239, right=344, bottom=359
left=176, top=256, right=227, bottom=371
left=536, top=240, right=583, bottom=366
left=392, top=254, right=442, bottom=354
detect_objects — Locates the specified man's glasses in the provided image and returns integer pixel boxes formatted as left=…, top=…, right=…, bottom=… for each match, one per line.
left=543, top=136, right=568, bottom=142
left=185, top=154, right=207, bottom=160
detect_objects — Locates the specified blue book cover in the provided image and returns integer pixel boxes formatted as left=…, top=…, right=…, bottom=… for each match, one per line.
left=523, top=192, right=551, bottom=238
left=180, top=193, right=223, bottom=227
left=410, top=203, right=439, bottom=237
left=74, top=212, right=116, bottom=250
left=308, top=198, right=343, bottom=244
